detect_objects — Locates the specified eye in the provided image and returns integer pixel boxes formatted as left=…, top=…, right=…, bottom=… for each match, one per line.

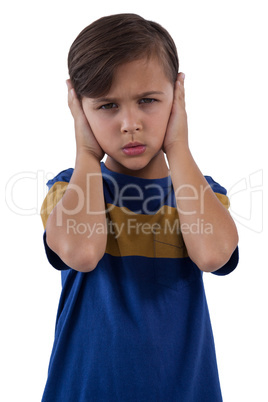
left=139, top=98, right=157, bottom=105
left=99, top=103, right=118, bottom=110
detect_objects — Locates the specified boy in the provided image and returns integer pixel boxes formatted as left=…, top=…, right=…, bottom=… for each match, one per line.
left=41, top=13, right=239, bottom=401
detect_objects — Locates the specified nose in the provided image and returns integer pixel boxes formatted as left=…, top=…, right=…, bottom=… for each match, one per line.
left=120, top=108, right=142, bottom=134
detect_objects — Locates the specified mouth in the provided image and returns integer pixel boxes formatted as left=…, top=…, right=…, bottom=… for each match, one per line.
left=122, top=142, right=146, bottom=156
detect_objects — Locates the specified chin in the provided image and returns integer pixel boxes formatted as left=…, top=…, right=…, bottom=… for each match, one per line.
left=106, top=148, right=166, bottom=175
left=121, top=161, right=148, bottom=174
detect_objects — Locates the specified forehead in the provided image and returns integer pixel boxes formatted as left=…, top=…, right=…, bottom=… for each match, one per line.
left=108, top=57, right=172, bottom=95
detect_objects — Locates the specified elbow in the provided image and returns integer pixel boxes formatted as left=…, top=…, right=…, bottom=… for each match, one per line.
left=196, top=256, right=227, bottom=273
left=193, top=237, right=239, bottom=273
left=46, top=229, right=106, bottom=273
left=62, top=240, right=107, bottom=272
left=195, top=253, right=231, bottom=273
left=59, top=244, right=105, bottom=273
left=67, top=247, right=103, bottom=272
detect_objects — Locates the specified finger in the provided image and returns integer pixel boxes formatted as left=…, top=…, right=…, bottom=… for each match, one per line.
left=66, top=80, right=85, bottom=120
left=66, top=79, right=76, bottom=101
left=176, top=72, right=185, bottom=85
left=174, top=77, right=185, bottom=103
left=66, top=78, right=73, bottom=90
left=66, top=79, right=77, bottom=102
left=174, top=74, right=185, bottom=106
left=179, top=72, right=185, bottom=82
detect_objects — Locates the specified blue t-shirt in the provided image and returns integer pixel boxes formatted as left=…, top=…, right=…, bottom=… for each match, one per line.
left=41, top=163, right=238, bottom=401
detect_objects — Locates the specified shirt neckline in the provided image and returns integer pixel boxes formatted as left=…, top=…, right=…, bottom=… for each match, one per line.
left=101, top=162, right=172, bottom=188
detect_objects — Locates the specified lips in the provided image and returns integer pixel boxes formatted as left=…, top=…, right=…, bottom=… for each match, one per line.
left=122, top=142, right=146, bottom=156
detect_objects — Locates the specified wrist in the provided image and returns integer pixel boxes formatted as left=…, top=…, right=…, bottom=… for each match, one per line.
left=75, top=149, right=102, bottom=170
left=76, top=147, right=103, bottom=163
left=165, top=141, right=191, bottom=162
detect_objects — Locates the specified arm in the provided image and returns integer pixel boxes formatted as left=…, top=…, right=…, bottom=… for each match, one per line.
left=164, top=74, right=238, bottom=272
left=45, top=81, right=107, bottom=272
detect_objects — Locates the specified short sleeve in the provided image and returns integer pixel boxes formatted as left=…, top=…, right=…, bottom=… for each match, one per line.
left=204, top=176, right=230, bottom=209
left=40, top=168, right=74, bottom=270
left=204, top=176, right=239, bottom=276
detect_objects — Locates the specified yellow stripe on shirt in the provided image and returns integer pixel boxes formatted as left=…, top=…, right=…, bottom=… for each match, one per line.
left=40, top=181, right=230, bottom=259
left=40, top=181, right=69, bottom=229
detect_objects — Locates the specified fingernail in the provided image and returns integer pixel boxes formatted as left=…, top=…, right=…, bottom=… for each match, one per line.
left=181, top=73, right=185, bottom=81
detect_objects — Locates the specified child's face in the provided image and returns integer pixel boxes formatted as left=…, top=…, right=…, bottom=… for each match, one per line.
left=82, top=56, right=174, bottom=177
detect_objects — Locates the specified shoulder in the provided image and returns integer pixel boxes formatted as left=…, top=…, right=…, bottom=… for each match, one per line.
left=204, top=176, right=229, bottom=209
left=40, top=168, right=74, bottom=229
left=204, top=176, right=227, bottom=195
left=47, top=168, right=74, bottom=190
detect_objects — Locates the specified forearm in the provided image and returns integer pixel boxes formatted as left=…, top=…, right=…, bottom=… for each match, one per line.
left=46, top=151, right=107, bottom=272
left=166, top=143, right=238, bottom=272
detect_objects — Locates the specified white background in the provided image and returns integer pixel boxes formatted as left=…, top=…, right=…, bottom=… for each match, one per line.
left=1, top=0, right=267, bottom=401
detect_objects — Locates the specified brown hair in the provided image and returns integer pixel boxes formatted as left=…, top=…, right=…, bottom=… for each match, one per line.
left=68, top=13, right=179, bottom=100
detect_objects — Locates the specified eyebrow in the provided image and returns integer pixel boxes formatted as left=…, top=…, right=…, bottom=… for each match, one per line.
left=91, top=91, right=165, bottom=104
